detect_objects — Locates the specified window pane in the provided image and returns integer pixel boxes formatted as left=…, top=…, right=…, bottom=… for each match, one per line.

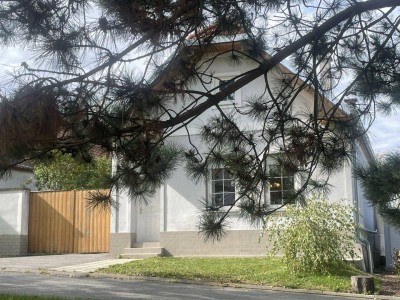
left=269, top=165, right=281, bottom=177
left=224, top=193, right=235, bottom=206
left=269, top=178, right=281, bottom=191
left=224, top=180, right=235, bottom=192
left=213, top=180, right=224, bottom=193
left=223, top=169, right=234, bottom=179
left=270, top=191, right=282, bottom=205
left=212, top=168, right=223, bottom=180
left=213, top=193, right=223, bottom=207
left=282, top=176, right=294, bottom=190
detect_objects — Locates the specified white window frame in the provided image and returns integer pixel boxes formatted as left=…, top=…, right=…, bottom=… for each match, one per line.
left=212, top=72, right=242, bottom=107
left=208, top=167, right=237, bottom=208
left=264, top=160, right=297, bottom=207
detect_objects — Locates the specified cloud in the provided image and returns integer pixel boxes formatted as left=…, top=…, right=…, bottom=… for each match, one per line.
left=369, top=113, right=400, bottom=155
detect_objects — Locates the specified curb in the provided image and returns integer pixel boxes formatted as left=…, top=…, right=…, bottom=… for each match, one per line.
left=1, top=267, right=399, bottom=300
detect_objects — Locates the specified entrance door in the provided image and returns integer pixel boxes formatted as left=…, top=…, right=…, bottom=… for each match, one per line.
left=137, top=196, right=160, bottom=242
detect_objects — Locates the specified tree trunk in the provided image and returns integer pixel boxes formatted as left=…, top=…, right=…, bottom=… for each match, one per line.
left=351, top=276, right=375, bottom=294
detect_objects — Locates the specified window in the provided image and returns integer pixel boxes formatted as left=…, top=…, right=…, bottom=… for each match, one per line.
left=211, top=168, right=235, bottom=206
left=268, top=165, right=295, bottom=205
left=218, top=78, right=235, bottom=102
left=213, top=73, right=241, bottom=106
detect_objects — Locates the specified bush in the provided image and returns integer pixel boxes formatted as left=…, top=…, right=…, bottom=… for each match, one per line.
left=393, top=249, right=400, bottom=274
left=266, top=195, right=358, bottom=275
left=34, top=152, right=111, bottom=191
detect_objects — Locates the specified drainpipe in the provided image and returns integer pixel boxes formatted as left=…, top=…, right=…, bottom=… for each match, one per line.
left=351, top=141, right=375, bottom=274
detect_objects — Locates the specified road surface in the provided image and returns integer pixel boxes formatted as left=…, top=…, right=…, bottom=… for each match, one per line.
left=0, top=272, right=364, bottom=300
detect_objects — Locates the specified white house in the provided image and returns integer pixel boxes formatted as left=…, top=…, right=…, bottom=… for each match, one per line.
left=110, top=36, right=398, bottom=271
left=0, top=163, right=35, bottom=190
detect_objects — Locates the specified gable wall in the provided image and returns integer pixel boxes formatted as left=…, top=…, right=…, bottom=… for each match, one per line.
left=168, top=54, right=315, bottom=137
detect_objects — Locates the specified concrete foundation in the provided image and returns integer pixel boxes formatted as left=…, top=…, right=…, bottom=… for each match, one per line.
left=0, top=235, right=28, bottom=256
left=160, top=230, right=272, bottom=257
left=110, top=232, right=136, bottom=257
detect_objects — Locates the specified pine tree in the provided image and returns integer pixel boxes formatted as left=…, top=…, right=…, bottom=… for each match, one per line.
left=0, top=0, right=400, bottom=238
left=356, top=152, right=400, bottom=229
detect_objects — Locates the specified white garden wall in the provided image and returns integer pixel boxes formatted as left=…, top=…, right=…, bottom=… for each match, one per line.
left=0, top=189, right=30, bottom=256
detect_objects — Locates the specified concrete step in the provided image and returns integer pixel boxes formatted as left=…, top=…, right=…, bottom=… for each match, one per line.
left=123, top=247, right=163, bottom=255
left=132, top=242, right=160, bottom=248
left=120, top=245, right=164, bottom=259
left=119, top=253, right=162, bottom=259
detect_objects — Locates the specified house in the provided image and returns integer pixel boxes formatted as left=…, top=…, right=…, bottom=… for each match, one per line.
left=0, top=163, right=35, bottom=190
left=109, top=35, right=396, bottom=271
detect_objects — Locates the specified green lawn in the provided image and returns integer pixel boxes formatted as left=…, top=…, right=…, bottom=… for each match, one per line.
left=101, top=257, right=379, bottom=293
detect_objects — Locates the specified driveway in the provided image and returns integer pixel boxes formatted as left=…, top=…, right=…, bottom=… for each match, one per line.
left=0, top=253, right=132, bottom=272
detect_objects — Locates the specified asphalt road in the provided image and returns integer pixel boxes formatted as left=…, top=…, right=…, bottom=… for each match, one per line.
left=0, top=272, right=362, bottom=300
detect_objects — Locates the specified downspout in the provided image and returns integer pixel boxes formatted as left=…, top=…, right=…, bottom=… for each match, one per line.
left=112, top=154, right=120, bottom=233
left=351, top=141, right=374, bottom=274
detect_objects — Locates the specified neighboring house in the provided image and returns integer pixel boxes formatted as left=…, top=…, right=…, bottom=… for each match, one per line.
left=110, top=36, right=397, bottom=271
left=0, top=163, right=36, bottom=190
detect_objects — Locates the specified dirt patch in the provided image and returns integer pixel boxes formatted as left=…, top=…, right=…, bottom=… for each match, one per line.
left=379, top=272, right=400, bottom=296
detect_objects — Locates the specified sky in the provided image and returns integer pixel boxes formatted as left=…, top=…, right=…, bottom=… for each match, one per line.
left=369, top=114, right=400, bottom=155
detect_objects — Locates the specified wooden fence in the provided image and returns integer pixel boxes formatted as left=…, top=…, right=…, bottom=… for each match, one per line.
left=28, top=190, right=110, bottom=254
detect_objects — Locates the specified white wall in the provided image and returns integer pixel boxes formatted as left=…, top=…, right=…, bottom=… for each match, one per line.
left=168, top=54, right=315, bottom=136
left=111, top=187, right=137, bottom=234
left=0, top=189, right=29, bottom=235
left=385, top=225, right=400, bottom=268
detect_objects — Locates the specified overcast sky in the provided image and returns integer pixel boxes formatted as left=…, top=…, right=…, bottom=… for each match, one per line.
left=369, top=114, right=400, bottom=155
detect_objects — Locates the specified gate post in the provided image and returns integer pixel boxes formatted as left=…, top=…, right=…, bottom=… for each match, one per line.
left=0, top=189, right=30, bottom=256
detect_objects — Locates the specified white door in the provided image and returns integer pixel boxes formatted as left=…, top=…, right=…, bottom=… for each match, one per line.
left=137, top=198, right=160, bottom=242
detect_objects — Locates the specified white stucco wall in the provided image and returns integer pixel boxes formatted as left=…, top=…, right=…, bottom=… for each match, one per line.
left=385, top=225, right=400, bottom=268
left=0, top=189, right=29, bottom=235
left=111, top=188, right=136, bottom=234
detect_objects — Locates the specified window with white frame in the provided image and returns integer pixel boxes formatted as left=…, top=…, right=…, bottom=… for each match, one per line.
left=211, top=168, right=236, bottom=207
left=268, top=164, right=295, bottom=205
left=218, top=78, right=235, bottom=102
left=213, top=74, right=241, bottom=106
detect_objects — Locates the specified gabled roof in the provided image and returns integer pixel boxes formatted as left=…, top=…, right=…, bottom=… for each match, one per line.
left=153, top=34, right=375, bottom=162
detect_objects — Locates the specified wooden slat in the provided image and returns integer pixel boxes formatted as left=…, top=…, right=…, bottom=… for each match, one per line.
left=28, top=190, right=110, bottom=254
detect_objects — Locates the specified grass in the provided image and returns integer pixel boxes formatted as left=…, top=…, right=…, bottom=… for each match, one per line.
left=101, top=257, right=380, bottom=293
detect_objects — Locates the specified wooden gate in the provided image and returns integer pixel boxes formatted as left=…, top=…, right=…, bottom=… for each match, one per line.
left=28, top=190, right=110, bottom=254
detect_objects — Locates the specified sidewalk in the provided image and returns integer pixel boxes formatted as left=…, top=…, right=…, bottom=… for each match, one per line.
left=0, top=253, right=134, bottom=273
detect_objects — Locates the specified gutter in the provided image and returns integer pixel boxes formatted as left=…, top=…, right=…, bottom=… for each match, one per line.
left=351, top=141, right=375, bottom=274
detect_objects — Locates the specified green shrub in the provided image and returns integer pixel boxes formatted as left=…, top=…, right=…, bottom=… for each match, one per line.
left=34, top=152, right=111, bottom=191
left=393, top=249, right=400, bottom=274
left=266, top=195, right=358, bottom=275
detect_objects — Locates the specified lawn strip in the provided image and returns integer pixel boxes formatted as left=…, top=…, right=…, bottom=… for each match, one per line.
left=101, top=257, right=381, bottom=293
